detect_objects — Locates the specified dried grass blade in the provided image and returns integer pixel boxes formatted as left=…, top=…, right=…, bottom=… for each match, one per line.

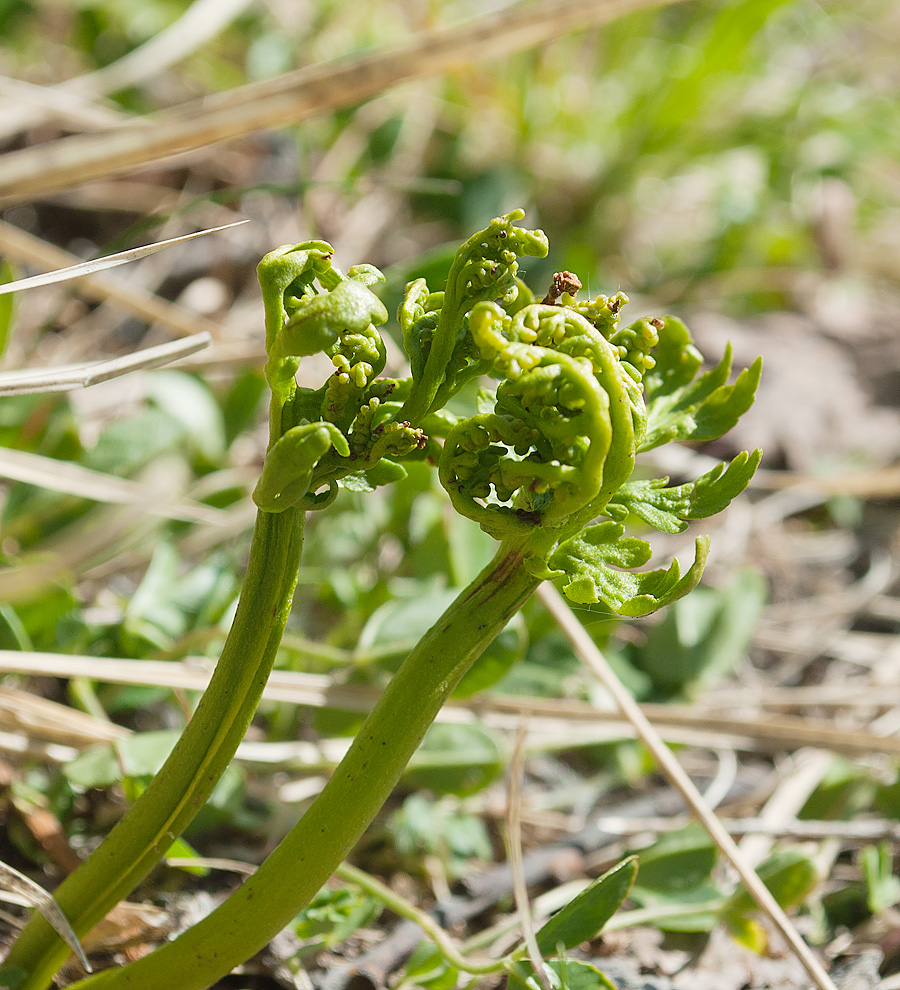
left=0, top=0, right=688, bottom=204
left=0, top=686, right=128, bottom=746
left=2, top=653, right=896, bottom=758
left=0, top=332, right=211, bottom=395
left=0, top=220, right=247, bottom=295
left=0, top=860, right=91, bottom=972
left=0, top=221, right=227, bottom=339
left=0, top=75, right=126, bottom=131
left=506, top=717, right=552, bottom=989
left=0, top=445, right=224, bottom=523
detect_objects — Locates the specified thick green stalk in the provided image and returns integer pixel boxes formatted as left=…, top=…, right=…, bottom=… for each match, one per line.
left=6, top=504, right=305, bottom=990
left=68, top=541, right=539, bottom=990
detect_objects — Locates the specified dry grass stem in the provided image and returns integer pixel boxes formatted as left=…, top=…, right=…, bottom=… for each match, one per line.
left=163, top=857, right=255, bottom=876
left=0, top=333, right=212, bottom=396
left=753, top=464, right=900, bottom=498
left=506, top=716, right=551, bottom=989
left=0, top=220, right=246, bottom=296
left=0, top=687, right=128, bottom=747
left=0, top=221, right=241, bottom=342
left=574, top=815, right=900, bottom=843
left=0, top=445, right=226, bottom=523
left=0, top=0, right=688, bottom=205
left=536, top=582, right=838, bottom=990
left=1, top=652, right=897, bottom=759
left=0, top=861, right=91, bottom=971
left=0, top=75, right=126, bottom=131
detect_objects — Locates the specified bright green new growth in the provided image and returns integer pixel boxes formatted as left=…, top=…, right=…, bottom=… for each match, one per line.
left=12, top=212, right=760, bottom=990
left=254, top=211, right=759, bottom=619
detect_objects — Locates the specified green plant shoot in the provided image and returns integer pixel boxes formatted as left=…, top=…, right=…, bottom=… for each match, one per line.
left=7, top=212, right=760, bottom=990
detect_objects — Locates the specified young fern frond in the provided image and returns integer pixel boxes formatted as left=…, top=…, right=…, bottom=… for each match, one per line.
left=434, top=254, right=761, bottom=617
left=398, top=209, right=550, bottom=423
left=15, top=212, right=761, bottom=990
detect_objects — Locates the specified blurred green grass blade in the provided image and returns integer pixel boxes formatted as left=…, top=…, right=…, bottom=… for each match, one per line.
left=0, top=260, right=15, bottom=358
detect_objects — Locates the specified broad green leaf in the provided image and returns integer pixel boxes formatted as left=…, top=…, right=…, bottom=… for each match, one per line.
left=365, top=458, right=408, bottom=489
left=359, top=589, right=459, bottom=654
left=293, top=884, right=381, bottom=954
left=147, top=370, right=226, bottom=466
left=447, top=508, right=497, bottom=586
left=724, top=913, right=767, bottom=952
left=121, top=542, right=186, bottom=653
left=610, top=450, right=762, bottom=535
left=634, top=887, right=724, bottom=934
left=221, top=368, right=267, bottom=446
left=117, top=730, right=182, bottom=777
left=64, top=731, right=180, bottom=790
left=405, top=723, right=503, bottom=796
left=632, top=824, right=717, bottom=897
left=83, top=407, right=186, bottom=475
left=536, top=857, right=637, bottom=954
left=63, top=744, right=121, bottom=791
left=337, top=472, right=375, bottom=493
left=725, top=849, right=819, bottom=917
left=390, top=794, right=492, bottom=868
left=549, top=522, right=709, bottom=616
left=800, top=756, right=875, bottom=821
left=506, top=957, right=618, bottom=990
left=403, top=943, right=459, bottom=989
left=628, top=826, right=722, bottom=933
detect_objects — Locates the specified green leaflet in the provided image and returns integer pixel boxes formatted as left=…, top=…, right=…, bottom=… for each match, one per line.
left=257, top=240, right=338, bottom=401
left=641, top=316, right=762, bottom=451
left=535, top=857, right=637, bottom=954
left=547, top=522, right=710, bottom=616
left=275, top=279, right=388, bottom=365
left=252, top=422, right=348, bottom=511
left=609, top=449, right=763, bottom=534
left=506, top=958, right=618, bottom=990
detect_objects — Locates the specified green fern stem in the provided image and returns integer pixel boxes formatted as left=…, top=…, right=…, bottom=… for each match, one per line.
left=6, top=504, right=305, bottom=990
left=5, top=254, right=311, bottom=988
left=66, top=540, right=539, bottom=990
left=6, top=509, right=304, bottom=990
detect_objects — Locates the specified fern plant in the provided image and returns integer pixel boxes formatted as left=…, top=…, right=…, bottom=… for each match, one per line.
left=4, top=211, right=760, bottom=990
